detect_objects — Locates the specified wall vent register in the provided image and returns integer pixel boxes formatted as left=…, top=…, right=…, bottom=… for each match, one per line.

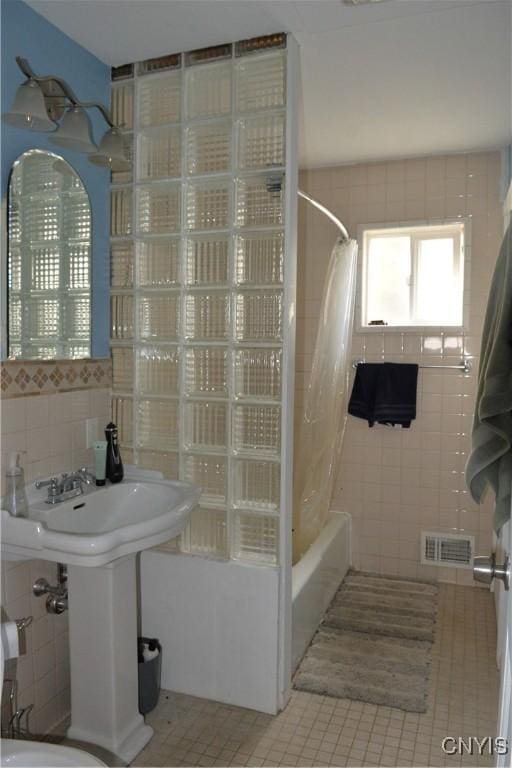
left=420, top=531, right=474, bottom=569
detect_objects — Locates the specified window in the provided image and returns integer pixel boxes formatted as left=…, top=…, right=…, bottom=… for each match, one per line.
left=361, top=222, right=464, bottom=327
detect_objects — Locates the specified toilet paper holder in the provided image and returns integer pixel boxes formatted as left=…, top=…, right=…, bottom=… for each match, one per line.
left=1, top=618, right=34, bottom=739
left=2, top=616, right=33, bottom=657
left=15, top=617, right=33, bottom=630
left=15, top=616, right=33, bottom=655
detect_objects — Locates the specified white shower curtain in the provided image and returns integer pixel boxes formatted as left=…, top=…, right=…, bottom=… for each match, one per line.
left=293, top=238, right=358, bottom=562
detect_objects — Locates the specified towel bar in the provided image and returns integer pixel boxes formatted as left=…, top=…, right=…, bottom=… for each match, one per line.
left=352, top=358, right=472, bottom=373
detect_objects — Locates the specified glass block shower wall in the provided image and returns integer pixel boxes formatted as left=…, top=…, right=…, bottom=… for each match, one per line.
left=110, top=38, right=289, bottom=565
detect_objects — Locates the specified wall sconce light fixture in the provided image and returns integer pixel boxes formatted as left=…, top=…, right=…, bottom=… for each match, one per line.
left=2, top=56, right=129, bottom=171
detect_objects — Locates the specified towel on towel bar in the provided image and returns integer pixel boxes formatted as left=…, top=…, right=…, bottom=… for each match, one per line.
left=348, top=362, right=419, bottom=428
left=465, top=224, right=512, bottom=532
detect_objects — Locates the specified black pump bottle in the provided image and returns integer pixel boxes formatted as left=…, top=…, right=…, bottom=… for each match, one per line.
left=105, top=422, right=124, bottom=483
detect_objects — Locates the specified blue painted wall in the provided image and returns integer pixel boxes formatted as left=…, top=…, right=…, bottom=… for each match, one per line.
left=1, top=0, right=110, bottom=357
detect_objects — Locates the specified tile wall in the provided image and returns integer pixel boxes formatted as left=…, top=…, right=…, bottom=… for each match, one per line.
left=296, top=151, right=504, bottom=584
left=1, top=384, right=111, bottom=736
left=1, top=359, right=112, bottom=399
left=1, top=386, right=111, bottom=492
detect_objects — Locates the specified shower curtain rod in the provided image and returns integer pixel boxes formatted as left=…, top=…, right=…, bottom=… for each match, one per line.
left=298, top=189, right=350, bottom=242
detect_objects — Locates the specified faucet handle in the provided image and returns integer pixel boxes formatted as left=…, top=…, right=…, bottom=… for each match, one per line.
left=35, top=477, right=60, bottom=502
left=35, top=477, right=59, bottom=490
left=77, top=467, right=95, bottom=484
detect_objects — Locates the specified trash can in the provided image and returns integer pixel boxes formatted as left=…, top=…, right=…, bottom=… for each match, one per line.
left=138, top=637, right=162, bottom=715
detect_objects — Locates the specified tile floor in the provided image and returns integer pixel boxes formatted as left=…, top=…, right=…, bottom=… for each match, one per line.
left=131, top=583, right=499, bottom=768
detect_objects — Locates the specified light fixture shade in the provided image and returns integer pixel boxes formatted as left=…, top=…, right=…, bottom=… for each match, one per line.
left=89, top=128, right=130, bottom=171
left=2, top=80, right=57, bottom=132
left=49, top=107, right=97, bottom=153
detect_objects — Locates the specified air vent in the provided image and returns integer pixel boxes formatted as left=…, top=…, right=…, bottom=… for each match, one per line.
left=236, top=33, right=287, bottom=57
left=185, top=43, right=233, bottom=66
left=138, top=53, right=181, bottom=75
left=420, top=531, right=474, bottom=569
left=111, top=63, right=134, bottom=82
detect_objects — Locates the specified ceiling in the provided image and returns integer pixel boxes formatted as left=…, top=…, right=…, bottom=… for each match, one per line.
left=26, top=0, right=512, bottom=167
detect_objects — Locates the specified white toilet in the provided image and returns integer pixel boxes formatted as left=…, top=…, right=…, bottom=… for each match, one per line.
left=1, top=621, right=106, bottom=768
left=1, top=738, right=107, bottom=767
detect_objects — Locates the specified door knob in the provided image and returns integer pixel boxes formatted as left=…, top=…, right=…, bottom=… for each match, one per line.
left=473, top=553, right=509, bottom=590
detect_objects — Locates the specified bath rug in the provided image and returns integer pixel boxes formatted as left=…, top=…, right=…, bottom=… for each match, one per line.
left=293, top=570, right=438, bottom=712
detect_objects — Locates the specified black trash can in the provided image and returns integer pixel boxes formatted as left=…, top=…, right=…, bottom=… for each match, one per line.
left=138, top=636, right=162, bottom=715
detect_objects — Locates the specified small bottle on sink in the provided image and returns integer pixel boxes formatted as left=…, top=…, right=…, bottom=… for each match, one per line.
left=105, top=422, right=124, bottom=484
left=93, top=441, right=107, bottom=486
left=2, top=451, right=29, bottom=517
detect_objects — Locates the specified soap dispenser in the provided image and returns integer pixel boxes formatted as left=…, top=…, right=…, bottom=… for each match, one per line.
left=2, top=451, right=29, bottom=517
left=105, top=422, right=124, bottom=483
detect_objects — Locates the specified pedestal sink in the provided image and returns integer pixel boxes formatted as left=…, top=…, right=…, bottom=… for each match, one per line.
left=1, top=469, right=199, bottom=762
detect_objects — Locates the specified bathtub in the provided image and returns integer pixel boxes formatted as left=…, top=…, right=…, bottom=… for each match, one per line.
left=291, top=511, right=351, bottom=672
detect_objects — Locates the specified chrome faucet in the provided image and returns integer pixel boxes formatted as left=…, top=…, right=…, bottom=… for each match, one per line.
left=68, top=467, right=96, bottom=486
left=35, top=468, right=96, bottom=505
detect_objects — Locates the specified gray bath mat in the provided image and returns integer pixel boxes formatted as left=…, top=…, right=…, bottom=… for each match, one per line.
left=293, top=571, right=439, bottom=712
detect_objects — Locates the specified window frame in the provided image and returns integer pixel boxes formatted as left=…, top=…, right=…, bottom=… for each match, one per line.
left=358, top=220, right=467, bottom=331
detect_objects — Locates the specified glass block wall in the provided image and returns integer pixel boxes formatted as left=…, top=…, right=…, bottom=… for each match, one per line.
left=110, top=37, right=289, bottom=565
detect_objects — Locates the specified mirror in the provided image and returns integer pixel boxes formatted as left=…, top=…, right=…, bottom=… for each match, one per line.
left=7, top=149, right=91, bottom=360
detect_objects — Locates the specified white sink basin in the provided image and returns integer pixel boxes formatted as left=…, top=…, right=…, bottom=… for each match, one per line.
left=1, top=470, right=199, bottom=567
left=1, top=469, right=199, bottom=760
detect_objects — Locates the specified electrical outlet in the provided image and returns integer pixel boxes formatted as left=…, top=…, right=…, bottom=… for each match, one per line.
left=85, top=417, right=99, bottom=449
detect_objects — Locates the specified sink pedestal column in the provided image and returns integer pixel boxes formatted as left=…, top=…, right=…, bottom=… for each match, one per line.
left=66, top=554, right=153, bottom=762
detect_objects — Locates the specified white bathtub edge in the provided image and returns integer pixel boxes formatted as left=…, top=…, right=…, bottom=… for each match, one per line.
left=291, top=511, right=351, bottom=673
